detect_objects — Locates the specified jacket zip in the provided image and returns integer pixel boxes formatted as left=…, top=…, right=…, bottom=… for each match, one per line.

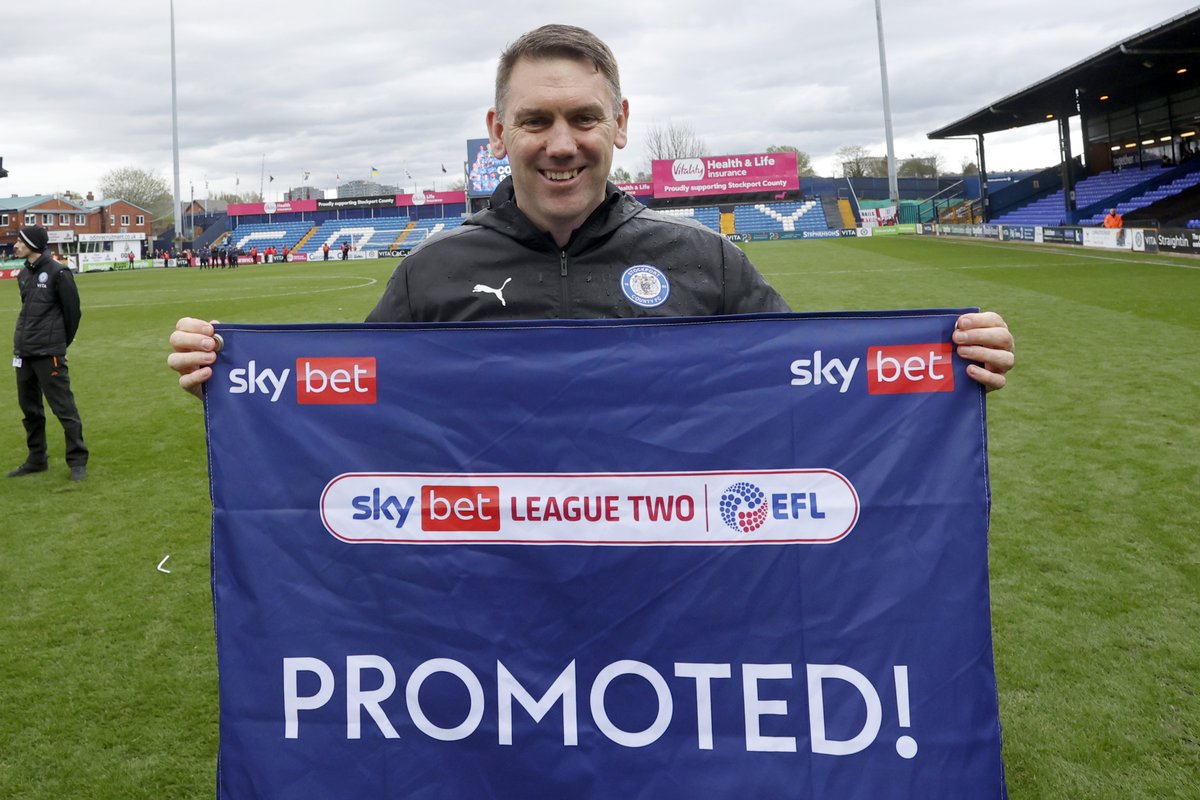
left=559, top=250, right=570, bottom=317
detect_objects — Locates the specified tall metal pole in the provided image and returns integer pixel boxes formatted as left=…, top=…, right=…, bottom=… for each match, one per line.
left=170, top=0, right=183, bottom=247
left=977, top=134, right=988, bottom=221
left=874, top=0, right=899, bottom=205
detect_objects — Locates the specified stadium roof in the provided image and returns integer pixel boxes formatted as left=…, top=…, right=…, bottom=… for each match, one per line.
left=928, top=7, right=1200, bottom=139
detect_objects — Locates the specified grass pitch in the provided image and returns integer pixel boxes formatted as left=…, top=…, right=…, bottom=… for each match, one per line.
left=0, top=237, right=1196, bottom=798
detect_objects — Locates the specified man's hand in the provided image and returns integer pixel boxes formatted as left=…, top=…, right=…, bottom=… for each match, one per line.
left=954, top=312, right=1014, bottom=392
left=167, top=317, right=221, bottom=399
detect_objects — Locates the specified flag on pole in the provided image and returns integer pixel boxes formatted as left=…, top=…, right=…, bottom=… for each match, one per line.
left=441, top=164, right=447, bottom=173
left=371, top=167, right=380, bottom=177
left=269, top=175, right=275, bottom=183
left=303, top=171, right=311, bottom=181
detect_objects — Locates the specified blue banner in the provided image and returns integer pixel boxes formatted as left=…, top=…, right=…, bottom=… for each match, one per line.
left=205, top=311, right=1005, bottom=798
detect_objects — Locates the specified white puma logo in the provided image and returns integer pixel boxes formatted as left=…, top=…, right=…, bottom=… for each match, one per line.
left=472, top=277, right=512, bottom=306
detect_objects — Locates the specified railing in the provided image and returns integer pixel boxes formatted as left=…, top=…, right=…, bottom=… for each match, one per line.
left=937, top=199, right=985, bottom=224
left=918, top=180, right=965, bottom=224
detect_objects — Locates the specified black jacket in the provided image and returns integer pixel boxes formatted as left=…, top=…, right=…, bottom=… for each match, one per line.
left=366, top=179, right=790, bottom=322
left=13, top=252, right=81, bottom=357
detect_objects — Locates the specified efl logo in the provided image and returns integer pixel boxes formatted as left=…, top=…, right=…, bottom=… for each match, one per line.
left=296, top=357, right=377, bottom=405
left=867, top=343, right=954, bottom=395
left=421, top=485, right=501, bottom=532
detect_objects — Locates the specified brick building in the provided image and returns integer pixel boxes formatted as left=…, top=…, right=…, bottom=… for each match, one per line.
left=0, top=193, right=154, bottom=259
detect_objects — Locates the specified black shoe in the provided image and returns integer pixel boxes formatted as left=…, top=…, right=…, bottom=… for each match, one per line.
left=7, top=463, right=48, bottom=477
left=69, top=465, right=88, bottom=482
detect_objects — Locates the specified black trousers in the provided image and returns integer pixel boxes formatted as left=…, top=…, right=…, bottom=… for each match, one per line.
left=14, top=354, right=88, bottom=467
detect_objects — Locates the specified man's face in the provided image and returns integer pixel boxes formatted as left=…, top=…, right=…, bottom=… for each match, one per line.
left=13, top=239, right=30, bottom=260
left=487, top=56, right=628, bottom=245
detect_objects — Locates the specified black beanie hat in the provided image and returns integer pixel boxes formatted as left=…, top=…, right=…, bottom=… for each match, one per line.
left=18, top=225, right=48, bottom=252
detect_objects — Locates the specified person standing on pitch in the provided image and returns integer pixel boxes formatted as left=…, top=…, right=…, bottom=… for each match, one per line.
left=9, top=225, right=89, bottom=481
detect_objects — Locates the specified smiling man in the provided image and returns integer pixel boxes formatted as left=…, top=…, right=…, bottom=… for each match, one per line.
left=170, top=24, right=1014, bottom=392
left=486, top=36, right=630, bottom=247
left=358, top=24, right=791, bottom=324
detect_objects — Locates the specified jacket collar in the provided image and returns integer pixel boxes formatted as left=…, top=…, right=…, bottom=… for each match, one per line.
left=468, top=177, right=645, bottom=254
left=25, top=251, right=54, bottom=271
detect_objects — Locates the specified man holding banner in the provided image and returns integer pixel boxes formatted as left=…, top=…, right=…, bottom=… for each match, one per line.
left=170, top=24, right=1013, bottom=389
left=167, top=24, right=1015, bottom=799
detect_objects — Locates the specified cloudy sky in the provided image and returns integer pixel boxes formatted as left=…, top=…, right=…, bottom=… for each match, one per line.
left=4, top=0, right=1195, bottom=201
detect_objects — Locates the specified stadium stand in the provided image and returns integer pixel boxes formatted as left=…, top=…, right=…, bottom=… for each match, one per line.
left=654, top=202, right=837, bottom=235
left=991, top=165, right=1171, bottom=226
left=655, top=207, right=721, bottom=233
left=230, top=221, right=314, bottom=252
left=392, top=218, right=466, bottom=251
left=1079, top=166, right=1200, bottom=226
left=733, top=200, right=830, bottom=233
left=295, top=217, right=466, bottom=256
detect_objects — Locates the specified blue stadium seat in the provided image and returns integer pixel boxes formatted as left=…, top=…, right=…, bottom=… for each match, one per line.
left=734, top=201, right=829, bottom=234
left=296, top=217, right=466, bottom=256
left=230, top=220, right=314, bottom=251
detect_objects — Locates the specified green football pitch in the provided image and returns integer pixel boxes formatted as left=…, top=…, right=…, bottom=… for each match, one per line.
left=1, top=236, right=1196, bottom=798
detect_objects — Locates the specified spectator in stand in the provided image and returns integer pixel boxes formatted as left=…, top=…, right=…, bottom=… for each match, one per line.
left=1103, top=208, right=1123, bottom=229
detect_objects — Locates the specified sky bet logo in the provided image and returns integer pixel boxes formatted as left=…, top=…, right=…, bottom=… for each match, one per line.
left=790, top=344, right=954, bottom=395
left=866, top=343, right=954, bottom=395
left=228, top=357, right=377, bottom=404
left=350, top=485, right=501, bottom=532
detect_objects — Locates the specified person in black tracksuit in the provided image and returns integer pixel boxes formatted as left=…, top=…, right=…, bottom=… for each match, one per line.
left=9, top=226, right=89, bottom=481
left=169, top=24, right=1014, bottom=395
left=366, top=178, right=788, bottom=322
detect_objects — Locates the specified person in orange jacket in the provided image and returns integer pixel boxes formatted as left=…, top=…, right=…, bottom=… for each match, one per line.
left=1103, top=208, right=1123, bottom=228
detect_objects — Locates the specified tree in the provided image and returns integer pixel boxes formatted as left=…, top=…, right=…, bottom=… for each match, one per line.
left=766, top=145, right=815, bottom=177
left=961, top=160, right=979, bottom=176
left=897, top=155, right=940, bottom=179
left=446, top=178, right=466, bottom=192
left=835, top=145, right=874, bottom=178
left=609, top=166, right=632, bottom=184
left=214, top=191, right=263, bottom=204
left=865, top=157, right=891, bottom=179
left=644, top=121, right=707, bottom=163
left=98, top=166, right=172, bottom=219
